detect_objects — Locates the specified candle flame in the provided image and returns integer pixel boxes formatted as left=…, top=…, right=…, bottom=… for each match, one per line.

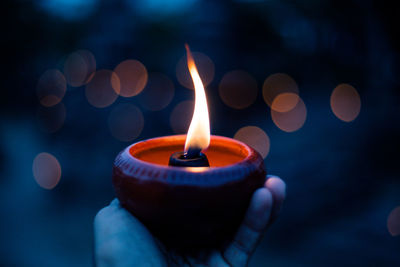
left=184, top=44, right=210, bottom=155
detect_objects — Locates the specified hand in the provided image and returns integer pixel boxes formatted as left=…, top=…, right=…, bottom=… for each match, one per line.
left=94, top=175, right=285, bottom=267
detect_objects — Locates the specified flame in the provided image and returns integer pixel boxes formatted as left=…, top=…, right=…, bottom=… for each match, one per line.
left=184, top=44, right=210, bottom=155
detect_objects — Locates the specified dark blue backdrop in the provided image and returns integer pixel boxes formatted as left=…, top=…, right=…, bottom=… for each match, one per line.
left=1, top=0, right=399, bottom=266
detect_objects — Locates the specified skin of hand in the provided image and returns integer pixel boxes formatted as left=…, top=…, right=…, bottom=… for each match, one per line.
left=94, top=175, right=286, bottom=267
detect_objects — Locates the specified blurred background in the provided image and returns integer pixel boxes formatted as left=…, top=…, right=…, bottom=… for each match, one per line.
left=1, top=0, right=400, bottom=266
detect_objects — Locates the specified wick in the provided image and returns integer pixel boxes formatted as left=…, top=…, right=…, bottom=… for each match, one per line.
left=169, top=149, right=209, bottom=167
left=184, top=147, right=201, bottom=159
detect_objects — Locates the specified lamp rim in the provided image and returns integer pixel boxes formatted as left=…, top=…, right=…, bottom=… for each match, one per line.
left=113, top=135, right=265, bottom=186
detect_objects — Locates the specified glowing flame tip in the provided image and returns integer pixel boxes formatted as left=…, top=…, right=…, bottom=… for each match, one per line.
left=184, top=44, right=210, bottom=155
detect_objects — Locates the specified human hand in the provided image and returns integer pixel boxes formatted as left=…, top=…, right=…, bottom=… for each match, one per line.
left=94, top=175, right=285, bottom=267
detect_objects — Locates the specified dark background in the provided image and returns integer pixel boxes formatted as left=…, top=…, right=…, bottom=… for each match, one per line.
left=1, top=0, right=400, bottom=266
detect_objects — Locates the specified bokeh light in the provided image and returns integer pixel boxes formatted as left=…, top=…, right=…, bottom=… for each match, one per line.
left=139, top=73, right=174, bottom=111
left=330, top=83, right=361, bottom=122
left=127, top=0, right=198, bottom=19
left=271, top=96, right=307, bottom=132
left=387, top=206, right=400, bottom=236
left=64, top=50, right=96, bottom=87
left=38, top=0, right=98, bottom=21
left=36, top=103, right=66, bottom=133
left=113, top=59, right=148, bottom=97
left=32, top=152, right=61, bottom=190
left=176, top=52, right=215, bottom=90
left=170, top=100, right=194, bottom=134
left=234, top=126, right=270, bottom=159
left=108, top=103, right=144, bottom=142
left=85, top=70, right=120, bottom=108
left=262, top=73, right=299, bottom=108
left=218, top=70, right=258, bottom=109
left=270, top=92, right=300, bottom=112
left=36, top=69, right=67, bottom=107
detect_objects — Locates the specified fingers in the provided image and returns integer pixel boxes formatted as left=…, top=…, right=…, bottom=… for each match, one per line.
left=265, top=175, right=286, bottom=224
left=94, top=199, right=167, bottom=267
left=223, top=188, right=273, bottom=267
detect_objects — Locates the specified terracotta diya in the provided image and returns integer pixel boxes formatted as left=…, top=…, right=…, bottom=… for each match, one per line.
left=112, top=45, right=266, bottom=249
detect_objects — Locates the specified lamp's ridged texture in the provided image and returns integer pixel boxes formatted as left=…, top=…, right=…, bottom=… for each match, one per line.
left=112, top=135, right=266, bottom=249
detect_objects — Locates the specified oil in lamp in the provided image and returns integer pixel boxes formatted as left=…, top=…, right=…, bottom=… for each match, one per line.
left=112, top=45, right=266, bottom=249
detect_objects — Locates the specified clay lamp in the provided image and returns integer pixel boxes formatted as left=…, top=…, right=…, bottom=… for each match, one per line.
left=112, top=45, right=266, bottom=249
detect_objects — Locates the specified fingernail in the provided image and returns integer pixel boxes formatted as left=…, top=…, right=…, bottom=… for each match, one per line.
left=265, top=177, right=286, bottom=198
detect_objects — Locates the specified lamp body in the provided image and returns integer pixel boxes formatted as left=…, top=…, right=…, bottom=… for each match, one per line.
left=112, top=135, right=266, bottom=249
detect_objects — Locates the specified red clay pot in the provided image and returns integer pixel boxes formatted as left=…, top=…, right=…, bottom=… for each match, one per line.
left=112, top=135, right=266, bottom=249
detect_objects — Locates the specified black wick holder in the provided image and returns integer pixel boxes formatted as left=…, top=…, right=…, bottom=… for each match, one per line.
left=169, top=151, right=210, bottom=167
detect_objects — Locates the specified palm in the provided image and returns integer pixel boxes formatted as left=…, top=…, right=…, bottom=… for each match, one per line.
left=94, top=176, right=285, bottom=267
